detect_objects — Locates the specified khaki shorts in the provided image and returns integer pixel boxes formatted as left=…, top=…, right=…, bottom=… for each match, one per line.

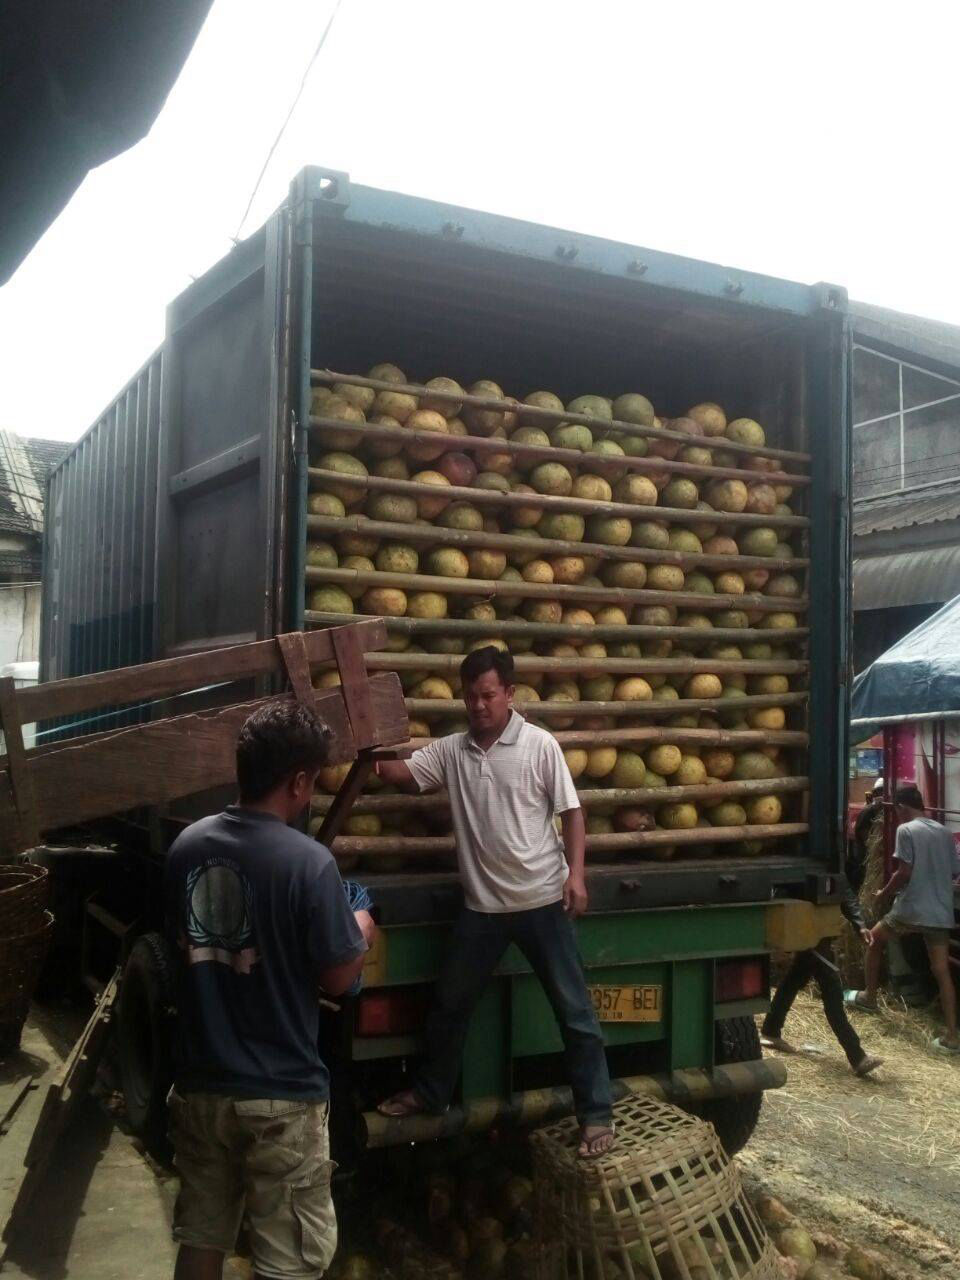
left=881, top=914, right=951, bottom=946
left=168, top=1089, right=337, bottom=1280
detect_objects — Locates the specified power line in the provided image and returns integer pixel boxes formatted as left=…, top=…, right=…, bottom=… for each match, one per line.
left=231, top=0, right=345, bottom=245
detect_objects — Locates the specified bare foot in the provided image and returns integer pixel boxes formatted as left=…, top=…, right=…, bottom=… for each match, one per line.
left=579, top=1125, right=615, bottom=1158
left=760, top=1034, right=798, bottom=1054
left=377, top=1089, right=427, bottom=1118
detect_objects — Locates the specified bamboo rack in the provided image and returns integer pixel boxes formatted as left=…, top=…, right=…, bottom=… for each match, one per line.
left=313, top=775, right=807, bottom=815
left=310, top=369, right=811, bottom=466
left=330, top=822, right=809, bottom=857
left=308, top=467, right=809, bottom=532
left=308, top=413, right=811, bottom=490
left=402, top=693, right=808, bottom=720
left=385, top=727, right=804, bottom=752
left=305, top=565, right=808, bottom=614
left=306, top=513, right=809, bottom=574
left=361, top=652, right=806, bottom=675
left=306, top=610, right=808, bottom=645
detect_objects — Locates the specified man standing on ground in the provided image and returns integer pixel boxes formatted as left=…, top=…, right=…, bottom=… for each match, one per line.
left=165, top=701, right=377, bottom=1280
left=376, top=646, right=614, bottom=1157
left=846, top=784, right=960, bottom=1054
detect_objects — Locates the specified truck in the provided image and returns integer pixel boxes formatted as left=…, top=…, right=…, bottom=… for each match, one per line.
left=38, top=166, right=850, bottom=1162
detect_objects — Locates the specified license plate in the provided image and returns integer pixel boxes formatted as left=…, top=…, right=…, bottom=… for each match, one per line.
left=589, top=984, right=662, bottom=1023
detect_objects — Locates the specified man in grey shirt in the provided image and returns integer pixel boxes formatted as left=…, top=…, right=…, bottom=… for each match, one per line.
left=848, top=784, right=959, bottom=1053
left=374, top=646, right=614, bottom=1156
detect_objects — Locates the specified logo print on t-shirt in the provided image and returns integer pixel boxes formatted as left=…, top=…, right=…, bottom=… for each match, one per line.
left=183, top=859, right=259, bottom=974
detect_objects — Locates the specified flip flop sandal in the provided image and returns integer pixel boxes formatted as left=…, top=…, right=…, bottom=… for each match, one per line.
left=579, top=1126, right=616, bottom=1159
left=932, top=1036, right=960, bottom=1055
left=376, top=1091, right=430, bottom=1118
left=843, top=989, right=878, bottom=1011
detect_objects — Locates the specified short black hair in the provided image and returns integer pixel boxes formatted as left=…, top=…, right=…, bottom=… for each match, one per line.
left=894, top=783, right=925, bottom=811
left=236, top=700, right=332, bottom=802
left=460, top=645, right=514, bottom=688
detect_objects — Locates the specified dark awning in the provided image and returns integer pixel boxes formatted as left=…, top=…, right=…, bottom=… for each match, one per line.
left=853, top=545, right=960, bottom=611
left=852, top=594, right=960, bottom=726
left=1, top=0, right=213, bottom=285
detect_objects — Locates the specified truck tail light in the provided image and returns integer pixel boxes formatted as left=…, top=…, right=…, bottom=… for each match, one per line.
left=715, top=958, right=766, bottom=1003
left=356, top=988, right=428, bottom=1037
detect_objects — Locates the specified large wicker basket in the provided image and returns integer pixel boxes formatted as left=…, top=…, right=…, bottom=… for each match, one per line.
left=0, top=910, right=54, bottom=1055
left=531, top=1095, right=783, bottom=1280
left=0, top=864, right=49, bottom=934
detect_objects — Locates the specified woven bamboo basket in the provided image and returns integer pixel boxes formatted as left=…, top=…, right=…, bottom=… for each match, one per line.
left=531, top=1095, right=783, bottom=1280
left=0, top=863, right=49, bottom=934
left=0, top=910, right=54, bottom=1054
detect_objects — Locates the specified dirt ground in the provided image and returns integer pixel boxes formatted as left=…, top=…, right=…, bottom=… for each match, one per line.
left=739, top=991, right=960, bottom=1279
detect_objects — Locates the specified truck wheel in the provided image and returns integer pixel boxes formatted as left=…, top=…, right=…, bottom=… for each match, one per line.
left=698, top=1016, right=763, bottom=1156
left=119, top=932, right=175, bottom=1158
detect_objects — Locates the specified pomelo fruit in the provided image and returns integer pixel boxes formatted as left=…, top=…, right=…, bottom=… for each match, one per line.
left=339, top=557, right=374, bottom=598
left=317, top=452, right=368, bottom=505
left=368, top=362, right=406, bottom=384
left=411, top=470, right=452, bottom=518
left=307, top=491, right=346, bottom=518
left=376, top=544, right=419, bottom=574
left=659, top=803, right=699, bottom=829
left=684, top=571, right=714, bottom=595
left=525, top=599, right=563, bottom=624
left=468, top=548, right=507, bottom=579
left=613, top=391, right=656, bottom=427
left=337, top=531, right=378, bottom=558
left=705, top=478, right=748, bottom=513
left=372, top=457, right=410, bottom=480
left=420, top=376, right=463, bottom=418
left=582, top=439, right=626, bottom=478
left=646, top=744, right=682, bottom=776
left=762, top=611, right=799, bottom=630
left=413, top=677, right=455, bottom=700
left=538, top=512, right=585, bottom=541
left=509, top=483, right=543, bottom=528
left=634, top=605, right=676, bottom=626
left=615, top=806, right=655, bottom=832
left=703, top=534, right=739, bottom=557
left=750, top=706, right=786, bottom=730
left=563, top=749, right=588, bottom=780
left=746, top=794, right=782, bottom=825
left=668, top=529, right=703, bottom=554
left=685, top=673, right=722, bottom=699
left=572, top=473, right=612, bottom=502
left=428, top=547, right=470, bottom=578
left=632, top=520, right=670, bottom=550
left=732, top=751, right=778, bottom=781
left=511, top=425, right=551, bottom=448
left=305, top=541, right=338, bottom=569
left=567, top=394, right=613, bottom=421
left=465, top=602, right=497, bottom=622
left=662, top=478, right=700, bottom=509
left=586, top=815, right=615, bottom=836
left=595, top=606, right=628, bottom=626
left=766, top=573, right=801, bottom=598
left=614, top=474, right=659, bottom=506
left=551, top=422, right=593, bottom=452
left=373, top=389, right=417, bottom=423
left=647, top=565, right=685, bottom=591
left=711, top=609, right=747, bottom=628
left=562, top=606, right=595, bottom=630
left=715, top=572, right=745, bottom=596
left=743, top=568, right=770, bottom=591
left=726, top=417, right=766, bottom=447
left=618, top=433, right=649, bottom=458
left=602, top=561, right=647, bottom=589
left=675, top=755, right=707, bottom=785
left=513, top=683, right=541, bottom=703
left=679, top=445, right=713, bottom=467
left=522, top=390, right=564, bottom=418
left=689, top=501, right=719, bottom=540
left=750, top=673, right=789, bottom=695
left=745, top=483, right=777, bottom=515
left=611, top=750, right=647, bottom=788
left=581, top=675, right=616, bottom=702
left=438, top=452, right=477, bottom=487
left=587, top=516, right=632, bottom=546
left=530, top=462, right=573, bottom=496
left=703, top=748, right=735, bottom=779
left=463, top=379, right=507, bottom=435
left=407, top=591, right=448, bottom=619
left=424, top=636, right=463, bottom=654
left=522, top=559, right=554, bottom=583
left=362, top=587, right=407, bottom=617
left=678, top=612, right=713, bottom=630
left=641, top=637, right=672, bottom=658
left=474, top=471, right=511, bottom=493
left=438, top=501, right=483, bottom=531
left=316, top=762, right=352, bottom=793
left=709, top=802, right=747, bottom=827
left=613, top=676, right=653, bottom=701
left=550, top=555, right=586, bottom=584
left=686, top=402, right=727, bottom=436
left=308, top=586, right=354, bottom=615
left=367, top=492, right=419, bottom=524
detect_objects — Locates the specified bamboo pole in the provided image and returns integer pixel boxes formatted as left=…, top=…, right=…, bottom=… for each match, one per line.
left=305, top=566, right=808, bottom=614
left=308, top=467, right=809, bottom=532
left=362, top=652, right=806, bottom=675
left=307, top=610, right=808, bottom=645
left=309, top=414, right=811, bottom=490
left=306, top=513, right=810, bottom=574
left=311, top=369, right=811, bottom=466
left=387, top=727, right=805, bottom=753
left=402, top=693, right=808, bottom=719
left=313, top=775, right=808, bottom=815
left=330, top=822, right=808, bottom=856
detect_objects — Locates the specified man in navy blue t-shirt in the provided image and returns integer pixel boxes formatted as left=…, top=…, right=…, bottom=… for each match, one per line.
left=165, top=700, right=374, bottom=1280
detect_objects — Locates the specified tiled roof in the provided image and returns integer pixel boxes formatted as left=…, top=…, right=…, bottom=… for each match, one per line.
left=853, top=481, right=960, bottom=537
left=0, top=432, right=70, bottom=536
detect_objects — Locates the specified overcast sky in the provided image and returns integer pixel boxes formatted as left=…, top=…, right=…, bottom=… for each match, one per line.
left=3, top=0, right=959, bottom=443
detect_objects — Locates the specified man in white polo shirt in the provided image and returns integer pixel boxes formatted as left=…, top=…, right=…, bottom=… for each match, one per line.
left=376, top=646, right=614, bottom=1156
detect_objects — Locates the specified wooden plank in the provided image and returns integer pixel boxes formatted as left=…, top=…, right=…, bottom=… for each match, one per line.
left=276, top=632, right=315, bottom=704
left=0, top=678, right=37, bottom=851
left=13, top=675, right=406, bottom=842
left=316, top=753, right=375, bottom=846
left=331, top=626, right=378, bottom=749
left=16, top=619, right=388, bottom=724
left=4, top=975, right=120, bottom=1246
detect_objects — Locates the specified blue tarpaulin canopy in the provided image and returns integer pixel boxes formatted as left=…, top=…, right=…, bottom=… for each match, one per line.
left=852, top=595, right=960, bottom=731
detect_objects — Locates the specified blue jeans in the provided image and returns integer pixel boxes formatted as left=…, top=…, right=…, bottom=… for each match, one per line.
left=415, top=901, right=612, bottom=1126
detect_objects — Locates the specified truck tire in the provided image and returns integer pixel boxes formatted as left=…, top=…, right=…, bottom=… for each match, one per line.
left=698, top=1016, right=763, bottom=1156
left=119, top=932, right=175, bottom=1158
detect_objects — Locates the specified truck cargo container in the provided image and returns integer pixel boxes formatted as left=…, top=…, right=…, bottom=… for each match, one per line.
left=39, top=166, right=850, bottom=1158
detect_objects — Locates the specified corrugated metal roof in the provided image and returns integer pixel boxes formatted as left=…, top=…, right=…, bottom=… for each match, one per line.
left=850, top=300, right=960, bottom=374
left=853, top=546, right=960, bottom=610
left=853, top=483, right=960, bottom=535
